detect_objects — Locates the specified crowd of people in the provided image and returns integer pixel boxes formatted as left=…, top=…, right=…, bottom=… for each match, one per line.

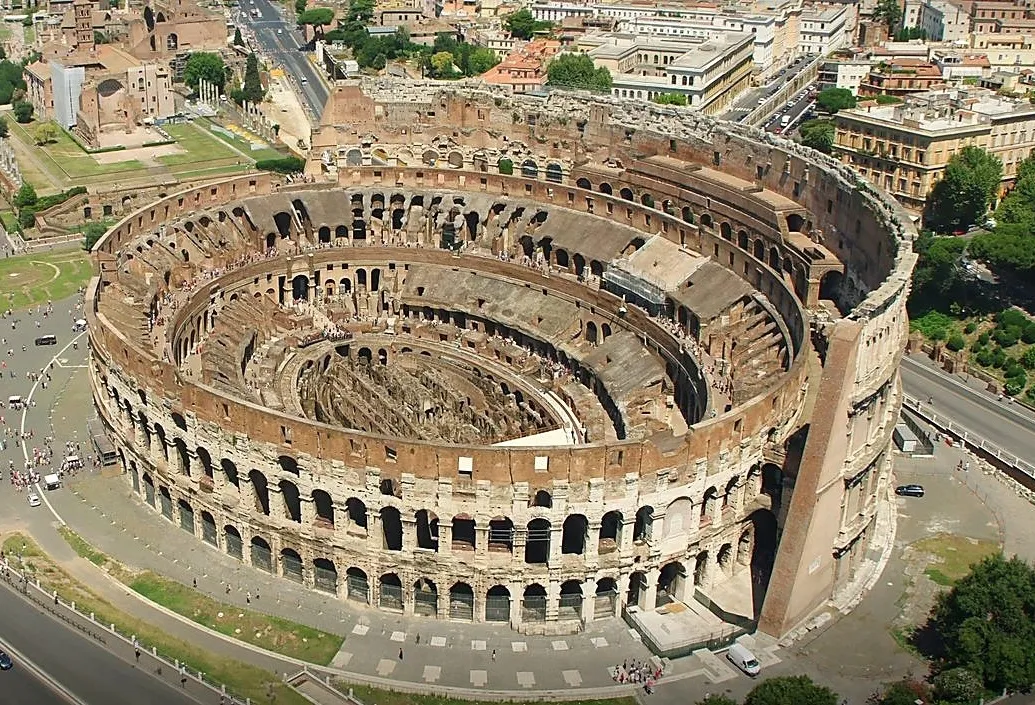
left=611, top=658, right=664, bottom=694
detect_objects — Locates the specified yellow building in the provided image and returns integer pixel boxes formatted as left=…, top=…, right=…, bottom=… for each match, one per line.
left=834, top=88, right=1035, bottom=213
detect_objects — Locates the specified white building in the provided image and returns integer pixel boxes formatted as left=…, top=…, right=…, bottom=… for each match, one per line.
left=799, top=5, right=854, bottom=55
left=617, top=13, right=779, bottom=70
left=818, top=58, right=874, bottom=93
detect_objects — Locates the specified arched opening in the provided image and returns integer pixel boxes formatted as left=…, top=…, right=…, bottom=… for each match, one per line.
left=693, top=550, right=709, bottom=586
left=720, top=222, right=732, bottom=241
left=599, top=511, right=622, bottom=553
left=158, top=486, right=173, bottom=519
left=449, top=581, right=475, bottom=620
left=250, top=535, right=273, bottom=572
left=561, top=514, right=588, bottom=555
left=314, top=558, right=337, bottom=593
left=346, top=497, right=368, bottom=532
left=665, top=497, right=692, bottom=537
left=656, top=561, right=687, bottom=607
left=380, top=506, right=403, bottom=550
left=224, top=525, right=243, bottom=560
left=599, top=182, right=613, bottom=195
left=700, top=487, right=718, bottom=525
left=559, top=580, right=583, bottom=620
left=633, top=505, right=653, bottom=542
left=585, top=320, right=598, bottom=344
left=723, top=476, right=740, bottom=512
left=318, top=226, right=331, bottom=243
left=379, top=572, right=403, bottom=610
left=346, top=567, right=369, bottom=603
left=142, top=472, right=156, bottom=506
left=280, top=480, right=302, bottom=523
left=594, top=577, right=618, bottom=618
left=761, top=463, right=784, bottom=508
left=717, top=543, right=734, bottom=578
left=748, top=509, right=779, bottom=617
left=521, top=159, right=538, bottom=178
left=414, top=578, right=438, bottom=616
left=313, top=489, right=334, bottom=528
left=248, top=469, right=270, bottom=515
left=627, top=571, right=647, bottom=609
left=576, top=177, right=591, bottom=190
left=521, top=583, right=547, bottom=622
left=619, top=187, right=634, bottom=201
left=545, top=163, right=563, bottom=183
left=451, top=514, right=476, bottom=551
left=769, top=246, right=781, bottom=270
left=220, top=458, right=239, bottom=488
left=555, top=249, right=570, bottom=269
left=753, top=238, right=765, bottom=260
left=486, top=585, right=511, bottom=622
left=177, top=498, right=194, bottom=534
left=701, top=213, right=713, bottom=228
left=738, top=230, right=749, bottom=249
left=281, top=548, right=304, bottom=583
left=573, top=253, right=586, bottom=278
left=524, top=518, right=550, bottom=564
left=200, top=510, right=217, bottom=546
left=531, top=490, right=552, bottom=508
left=196, top=446, right=213, bottom=480
left=488, top=517, right=513, bottom=553
left=292, top=274, right=309, bottom=301
left=786, top=213, right=805, bottom=232
left=415, top=509, right=439, bottom=550
left=820, top=269, right=844, bottom=303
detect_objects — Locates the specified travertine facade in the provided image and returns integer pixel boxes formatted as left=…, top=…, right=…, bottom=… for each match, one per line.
left=87, top=84, right=917, bottom=640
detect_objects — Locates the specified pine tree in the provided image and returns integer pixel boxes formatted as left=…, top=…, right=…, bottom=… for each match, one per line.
left=243, top=53, right=263, bottom=104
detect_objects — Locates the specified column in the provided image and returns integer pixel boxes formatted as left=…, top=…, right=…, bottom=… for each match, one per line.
left=548, top=525, right=562, bottom=565
left=546, top=581, right=560, bottom=622
left=585, top=521, right=600, bottom=562
left=475, top=525, right=489, bottom=558
left=300, top=495, right=316, bottom=526
left=438, top=523, right=452, bottom=556
left=580, top=581, right=594, bottom=623
left=642, top=567, right=659, bottom=610
left=509, top=582, right=521, bottom=628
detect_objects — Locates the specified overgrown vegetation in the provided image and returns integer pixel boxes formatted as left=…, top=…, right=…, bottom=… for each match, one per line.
left=693, top=675, right=839, bottom=705
left=651, top=93, right=687, bottom=106
left=923, top=146, right=1002, bottom=234
left=799, top=119, right=834, bottom=154
left=255, top=156, right=305, bottom=174
left=546, top=53, right=612, bottom=92
left=815, top=87, right=856, bottom=114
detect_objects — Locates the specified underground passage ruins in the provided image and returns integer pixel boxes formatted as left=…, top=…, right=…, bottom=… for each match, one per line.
left=85, top=82, right=917, bottom=648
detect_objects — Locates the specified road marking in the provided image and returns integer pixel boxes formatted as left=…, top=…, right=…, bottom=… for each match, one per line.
left=516, top=671, right=535, bottom=688
left=0, top=633, right=88, bottom=705
left=470, top=670, right=487, bottom=687
left=422, top=665, right=441, bottom=683
left=20, top=330, right=87, bottom=527
left=562, top=669, right=582, bottom=686
left=375, top=658, right=395, bottom=676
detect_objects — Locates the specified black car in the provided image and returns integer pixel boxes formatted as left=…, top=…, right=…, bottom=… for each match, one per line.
left=895, top=484, right=925, bottom=497
left=0, top=650, right=12, bottom=670
left=34, top=335, right=57, bottom=346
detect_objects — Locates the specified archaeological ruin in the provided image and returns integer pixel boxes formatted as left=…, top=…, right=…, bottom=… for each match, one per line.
left=85, top=82, right=917, bottom=648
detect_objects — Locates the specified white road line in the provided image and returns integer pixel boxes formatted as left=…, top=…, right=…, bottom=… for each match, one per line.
left=18, top=330, right=86, bottom=526
left=0, top=633, right=88, bottom=705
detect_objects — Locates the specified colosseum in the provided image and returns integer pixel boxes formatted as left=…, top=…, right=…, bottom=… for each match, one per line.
left=86, top=82, right=916, bottom=650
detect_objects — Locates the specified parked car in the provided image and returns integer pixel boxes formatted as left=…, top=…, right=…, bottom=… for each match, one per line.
left=28, top=492, right=41, bottom=507
left=0, top=651, right=12, bottom=670
left=895, top=484, right=925, bottom=497
left=727, top=643, right=761, bottom=677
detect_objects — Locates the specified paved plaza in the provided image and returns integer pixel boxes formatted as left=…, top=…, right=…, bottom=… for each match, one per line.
left=3, top=293, right=1035, bottom=703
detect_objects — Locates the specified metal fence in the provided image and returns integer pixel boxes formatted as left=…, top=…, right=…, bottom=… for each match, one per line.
left=251, top=544, right=273, bottom=573
left=314, top=566, right=337, bottom=594
left=143, top=483, right=155, bottom=506
left=558, top=593, right=583, bottom=621
left=521, top=596, right=547, bottom=622
left=225, top=532, right=243, bottom=560
left=178, top=506, right=194, bottom=534
left=159, top=493, right=173, bottom=520
left=347, top=575, right=369, bottom=603
left=282, top=554, right=304, bottom=583
left=485, top=595, right=510, bottom=622
left=379, top=582, right=403, bottom=610
left=201, top=518, right=218, bottom=547
left=414, top=590, right=438, bottom=617
left=449, top=592, right=474, bottom=621
left=594, top=590, right=617, bottom=619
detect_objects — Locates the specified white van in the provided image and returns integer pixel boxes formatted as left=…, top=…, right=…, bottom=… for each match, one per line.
left=8, top=395, right=22, bottom=409
left=780, top=114, right=791, bottom=128
left=726, top=643, right=761, bottom=677
left=44, top=474, right=61, bottom=491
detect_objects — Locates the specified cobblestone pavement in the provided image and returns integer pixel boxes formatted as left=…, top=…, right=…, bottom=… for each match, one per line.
left=3, top=296, right=1034, bottom=703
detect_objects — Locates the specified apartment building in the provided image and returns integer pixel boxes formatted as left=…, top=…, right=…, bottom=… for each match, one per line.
left=971, top=32, right=1035, bottom=69
left=859, top=58, right=946, bottom=97
left=799, top=4, right=854, bottom=54
left=903, top=0, right=971, bottom=42
left=818, top=58, right=874, bottom=92
left=834, top=87, right=1035, bottom=211
left=575, top=31, right=754, bottom=113
left=931, top=50, right=992, bottom=79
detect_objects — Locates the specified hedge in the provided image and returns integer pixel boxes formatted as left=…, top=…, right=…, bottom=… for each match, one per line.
left=255, top=156, right=305, bottom=174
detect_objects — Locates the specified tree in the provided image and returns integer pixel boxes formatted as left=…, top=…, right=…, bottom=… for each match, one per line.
left=928, top=553, right=1035, bottom=692
left=652, top=93, right=688, bottom=106
left=233, top=27, right=244, bottom=46
left=0, top=59, right=26, bottom=105
left=912, top=231, right=967, bottom=295
left=294, top=0, right=306, bottom=13
left=924, top=147, right=1003, bottom=234
left=429, top=51, right=455, bottom=78
left=467, top=47, right=498, bottom=75
left=32, top=121, right=58, bottom=145
left=874, top=0, right=903, bottom=31
left=506, top=9, right=538, bottom=39
left=799, top=119, right=835, bottom=154
left=243, top=53, right=263, bottom=103
left=13, top=182, right=36, bottom=208
left=0, top=116, right=8, bottom=138
left=12, top=100, right=32, bottom=123
left=183, top=52, right=226, bottom=91
left=868, top=678, right=931, bottom=705
left=932, top=667, right=984, bottom=705
left=82, top=221, right=107, bottom=251
left=815, top=87, right=856, bottom=113
left=18, top=207, right=35, bottom=230
left=547, top=54, right=612, bottom=92
left=298, top=8, right=335, bottom=27
left=744, top=675, right=839, bottom=705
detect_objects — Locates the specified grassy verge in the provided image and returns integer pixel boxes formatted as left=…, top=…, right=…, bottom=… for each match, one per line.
left=129, top=571, right=343, bottom=664
left=890, top=626, right=920, bottom=657
left=58, top=526, right=108, bottom=567
left=0, top=249, right=92, bottom=313
left=912, top=534, right=999, bottom=587
left=3, top=533, right=308, bottom=705
left=342, top=683, right=639, bottom=705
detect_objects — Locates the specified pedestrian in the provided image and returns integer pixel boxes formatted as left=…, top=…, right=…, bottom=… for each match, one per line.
left=246, top=591, right=251, bottom=604
left=135, top=647, right=140, bottom=663
left=180, top=664, right=187, bottom=687
left=192, top=577, right=197, bottom=589
left=398, top=648, right=403, bottom=660
left=491, top=649, right=496, bottom=662
left=226, top=584, right=231, bottom=595
left=415, top=633, right=420, bottom=644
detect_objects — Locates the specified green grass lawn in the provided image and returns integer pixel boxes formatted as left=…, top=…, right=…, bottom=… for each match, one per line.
left=0, top=249, right=92, bottom=313
left=130, top=571, right=344, bottom=664
left=912, top=534, right=999, bottom=587
left=159, top=122, right=243, bottom=166
left=8, top=120, right=146, bottom=180
left=4, top=533, right=308, bottom=705
left=342, top=684, right=639, bottom=705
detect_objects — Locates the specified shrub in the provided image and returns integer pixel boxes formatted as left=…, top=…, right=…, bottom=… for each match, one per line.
left=1005, top=377, right=1026, bottom=396
left=1023, top=347, right=1035, bottom=370
left=1004, top=360, right=1024, bottom=378
left=946, top=333, right=966, bottom=352
left=992, top=348, right=1008, bottom=368
left=978, top=331, right=991, bottom=345
left=971, top=340, right=985, bottom=353
left=963, top=322, right=978, bottom=334
left=976, top=348, right=995, bottom=367
left=17, top=207, right=35, bottom=229
left=996, top=308, right=1029, bottom=329
left=253, top=157, right=305, bottom=174
left=910, top=310, right=954, bottom=339
left=1023, top=323, right=1035, bottom=344
left=993, top=327, right=1020, bottom=348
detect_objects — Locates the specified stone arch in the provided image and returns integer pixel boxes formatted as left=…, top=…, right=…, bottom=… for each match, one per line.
left=281, top=547, right=304, bottom=583
left=414, top=578, right=438, bottom=616
left=522, top=583, right=547, bottom=622
left=447, top=150, right=464, bottom=168
left=585, top=320, right=598, bottom=344
left=451, top=513, right=476, bottom=551
left=753, top=238, right=765, bottom=260
left=701, top=486, right=718, bottom=524
left=531, top=489, right=552, bottom=508
left=599, top=510, right=622, bottom=552
left=521, top=159, right=538, bottom=178
left=545, top=162, right=563, bottom=183
left=723, top=475, right=740, bottom=511
left=379, top=572, right=403, bottom=610
left=665, top=497, right=693, bottom=537
left=318, top=225, right=331, bottom=243
left=559, top=579, right=583, bottom=619
left=224, top=524, right=243, bottom=559
left=421, top=149, right=439, bottom=166
left=555, top=249, right=570, bottom=269
left=346, top=497, right=368, bottom=530
left=486, top=584, right=511, bottom=622
left=525, top=518, right=551, bottom=564
left=415, top=509, right=439, bottom=550
left=627, top=570, right=647, bottom=609
left=576, top=177, right=591, bottom=190
left=717, top=542, right=734, bottom=577
left=640, top=193, right=655, bottom=208
left=693, top=550, right=709, bottom=586
left=748, top=508, right=779, bottom=616
left=561, top=514, right=588, bottom=555
left=820, top=269, right=844, bottom=303
left=497, top=157, right=513, bottom=175
left=488, top=516, right=514, bottom=553
left=657, top=561, right=687, bottom=606
left=769, top=246, right=781, bottom=269
left=314, top=557, right=337, bottom=593
left=633, top=505, right=653, bottom=541
left=176, top=498, right=194, bottom=533
left=249, top=469, right=270, bottom=515
left=786, top=213, right=805, bottom=232
left=279, top=479, right=302, bottom=522
left=196, top=446, right=213, bottom=479
left=312, top=489, right=334, bottom=527
left=380, top=506, right=403, bottom=550
left=449, top=581, right=475, bottom=620
left=701, top=213, right=713, bottom=228
left=599, top=182, right=613, bottom=195
left=220, top=458, right=239, bottom=487
left=250, top=535, right=273, bottom=572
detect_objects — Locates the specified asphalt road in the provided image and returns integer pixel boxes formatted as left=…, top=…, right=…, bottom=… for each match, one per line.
left=901, top=354, right=1035, bottom=461
left=720, top=54, right=816, bottom=123
left=0, top=580, right=201, bottom=705
left=238, top=0, right=329, bottom=119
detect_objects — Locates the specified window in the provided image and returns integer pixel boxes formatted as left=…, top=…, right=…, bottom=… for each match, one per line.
left=458, top=456, right=473, bottom=476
